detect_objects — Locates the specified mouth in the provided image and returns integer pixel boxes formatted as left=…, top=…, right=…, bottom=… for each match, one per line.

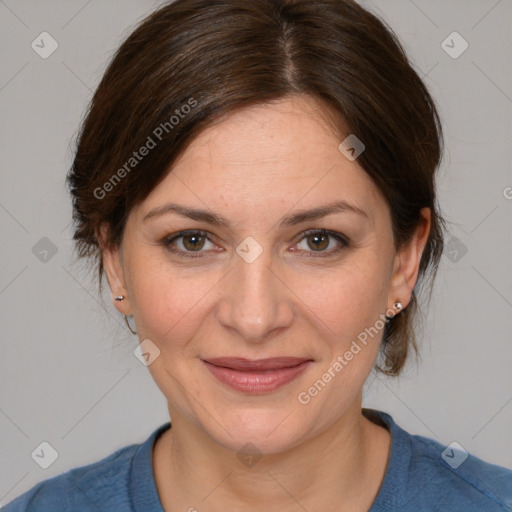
left=201, top=357, right=313, bottom=394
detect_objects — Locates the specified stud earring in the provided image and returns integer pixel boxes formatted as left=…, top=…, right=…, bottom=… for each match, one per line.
left=114, top=295, right=125, bottom=301
left=386, top=300, right=404, bottom=321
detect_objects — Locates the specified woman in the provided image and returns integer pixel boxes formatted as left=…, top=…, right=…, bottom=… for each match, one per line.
left=4, top=0, right=511, bottom=510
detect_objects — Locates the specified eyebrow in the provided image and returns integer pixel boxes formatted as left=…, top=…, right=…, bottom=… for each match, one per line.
left=142, top=200, right=369, bottom=227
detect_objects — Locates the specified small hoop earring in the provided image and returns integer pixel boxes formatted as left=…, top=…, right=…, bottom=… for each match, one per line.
left=124, top=314, right=137, bottom=335
left=114, top=295, right=125, bottom=301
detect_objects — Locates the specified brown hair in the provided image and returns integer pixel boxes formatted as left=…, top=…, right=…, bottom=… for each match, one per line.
left=66, top=0, right=445, bottom=376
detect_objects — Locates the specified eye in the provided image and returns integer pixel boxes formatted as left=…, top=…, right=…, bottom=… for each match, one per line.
left=293, top=229, right=349, bottom=256
left=163, top=230, right=216, bottom=257
left=162, top=228, right=350, bottom=259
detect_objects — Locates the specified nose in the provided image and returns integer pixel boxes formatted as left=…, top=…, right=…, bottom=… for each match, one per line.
left=215, top=245, right=294, bottom=343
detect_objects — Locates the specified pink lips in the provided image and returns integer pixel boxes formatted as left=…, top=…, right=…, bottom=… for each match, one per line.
left=202, top=357, right=312, bottom=394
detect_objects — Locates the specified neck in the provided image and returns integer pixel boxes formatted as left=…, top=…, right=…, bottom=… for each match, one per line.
left=153, top=400, right=391, bottom=512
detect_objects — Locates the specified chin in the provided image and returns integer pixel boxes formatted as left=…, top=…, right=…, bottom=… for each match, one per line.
left=203, top=406, right=313, bottom=456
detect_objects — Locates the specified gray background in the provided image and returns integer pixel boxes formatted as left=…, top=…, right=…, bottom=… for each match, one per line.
left=1, top=0, right=511, bottom=505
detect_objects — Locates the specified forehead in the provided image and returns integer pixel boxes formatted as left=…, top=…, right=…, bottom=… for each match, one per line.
left=179, top=95, right=346, bottom=172
left=135, top=95, right=386, bottom=224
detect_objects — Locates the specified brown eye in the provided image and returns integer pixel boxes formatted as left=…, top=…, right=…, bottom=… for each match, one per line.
left=306, top=233, right=329, bottom=251
left=182, top=233, right=206, bottom=251
left=294, top=229, right=349, bottom=256
left=163, top=230, right=215, bottom=258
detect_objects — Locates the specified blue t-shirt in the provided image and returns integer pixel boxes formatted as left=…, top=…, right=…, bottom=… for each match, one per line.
left=3, top=408, right=511, bottom=511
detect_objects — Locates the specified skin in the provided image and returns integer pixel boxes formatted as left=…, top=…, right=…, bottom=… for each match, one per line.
left=99, top=94, right=431, bottom=511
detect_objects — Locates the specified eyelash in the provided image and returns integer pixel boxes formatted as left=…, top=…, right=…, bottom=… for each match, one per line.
left=162, top=229, right=350, bottom=259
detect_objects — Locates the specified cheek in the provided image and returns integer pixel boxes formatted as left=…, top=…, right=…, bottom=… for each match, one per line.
left=128, top=245, right=391, bottom=349
left=289, top=253, right=391, bottom=340
left=126, top=253, right=221, bottom=348
left=294, top=260, right=389, bottom=419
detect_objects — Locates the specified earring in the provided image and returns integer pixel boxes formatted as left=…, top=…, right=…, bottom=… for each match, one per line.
left=113, top=295, right=136, bottom=334
left=386, top=301, right=403, bottom=321
left=124, top=314, right=137, bottom=335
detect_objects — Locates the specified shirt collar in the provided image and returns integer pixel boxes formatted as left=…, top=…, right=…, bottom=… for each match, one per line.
left=128, top=410, right=407, bottom=511
left=129, top=421, right=171, bottom=512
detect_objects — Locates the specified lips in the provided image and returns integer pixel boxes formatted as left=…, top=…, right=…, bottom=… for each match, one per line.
left=203, top=357, right=311, bottom=371
left=202, top=357, right=312, bottom=393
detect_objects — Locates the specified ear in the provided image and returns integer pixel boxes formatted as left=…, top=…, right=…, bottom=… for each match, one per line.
left=97, top=223, right=133, bottom=316
left=387, top=207, right=431, bottom=310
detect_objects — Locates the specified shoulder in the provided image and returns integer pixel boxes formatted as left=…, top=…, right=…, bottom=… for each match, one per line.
left=365, top=409, right=512, bottom=512
left=2, top=441, right=140, bottom=512
left=408, top=432, right=512, bottom=511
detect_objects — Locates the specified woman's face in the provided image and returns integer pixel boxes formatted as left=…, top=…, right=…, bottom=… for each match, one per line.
left=102, top=95, right=429, bottom=453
